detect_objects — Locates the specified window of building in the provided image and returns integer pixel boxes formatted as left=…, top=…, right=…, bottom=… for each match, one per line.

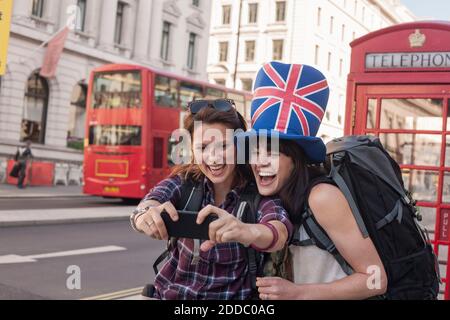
left=362, top=6, right=365, bottom=22
left=314, top=45, right=320, bottom=65
left=245, top=40, right=255, bottom=62
left=275, top=1, right=286, bottom=22
left=317, top=7, right=321, bottom=27
left=352, top=31, right=356, bottom=40
left=75, top=0, right=87, bottom=32
left=339, top=58, right=344, bottom=77
left=160, top=21, right=171, bottom=61
left=222, top=5, right=231, bottom=25
left=273, top=39, right=284, bottom=61
left=330, top=16, right=334, bottom=34
left=241, top=79, right=253, bottom=92
left=354, top=0, right=358, bottom=16
left=219, top=41, right=229, bottom=62
left=338, top=95, right=344, bottom=125
left=341, top=24, right=345, bottom=41
left=248, top=3, right=258, bottom=24
left=31, top=0, right=45, bottom=18
left=114, top=2, right=126, bottom=45
left=327, top=52, right=332, bottom=71
left=155, top=75, right=179, bottom=108
left=192, top=0, right=200, bottom=7
left=67, top=82, right=87, bottom=150
left=187, top=33, right=197, bottom=70
left=21, top=71, right=49, bottom=144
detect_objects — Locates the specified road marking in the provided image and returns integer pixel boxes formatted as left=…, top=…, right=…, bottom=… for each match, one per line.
left=81, top=287, right=144, bottom=300
left=0, top=246, right=126, bottom=264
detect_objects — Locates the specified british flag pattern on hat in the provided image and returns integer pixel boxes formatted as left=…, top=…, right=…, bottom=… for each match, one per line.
left=252, top=62, right=330, bottom=138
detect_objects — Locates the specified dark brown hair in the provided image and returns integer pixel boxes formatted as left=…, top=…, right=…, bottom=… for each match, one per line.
left=277, top=140, right=326, bottom=224
left=170, top=106, right=253, bottom=187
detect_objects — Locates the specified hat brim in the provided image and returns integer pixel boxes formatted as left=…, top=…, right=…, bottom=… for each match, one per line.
left=235, top=130, right=326, bottom=164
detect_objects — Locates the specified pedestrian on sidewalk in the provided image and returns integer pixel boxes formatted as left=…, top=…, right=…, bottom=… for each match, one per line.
left=14, top=140, right=34, bottom=189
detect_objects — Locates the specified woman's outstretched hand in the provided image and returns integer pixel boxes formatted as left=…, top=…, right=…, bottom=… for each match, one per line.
left=136, top=201, right=179, bottom=241
left=197, top=205, right=256, bottom=252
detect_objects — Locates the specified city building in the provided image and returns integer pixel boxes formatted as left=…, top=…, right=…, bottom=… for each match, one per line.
left=0, top=0, right=212, bottom=185
left=207, top=0, right=416, bottom=140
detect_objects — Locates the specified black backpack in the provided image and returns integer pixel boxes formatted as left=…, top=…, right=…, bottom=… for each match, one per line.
left=292, top=135, right=441, bottom=300
left=144, top=179, right=265, bottom=300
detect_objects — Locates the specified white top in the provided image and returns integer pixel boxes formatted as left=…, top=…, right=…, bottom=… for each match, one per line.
left=290, top=225, right=348, bottom=285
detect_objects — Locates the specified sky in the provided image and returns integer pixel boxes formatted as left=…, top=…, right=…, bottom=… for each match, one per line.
left=401, top=0, right=450, bottom=21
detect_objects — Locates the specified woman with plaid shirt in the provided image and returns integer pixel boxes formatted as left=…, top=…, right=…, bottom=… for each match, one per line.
left=131, top=100, right=293, bottom=300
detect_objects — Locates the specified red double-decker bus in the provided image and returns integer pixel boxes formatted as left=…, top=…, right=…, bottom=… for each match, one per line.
left=83, top=64, right=252, bottom=201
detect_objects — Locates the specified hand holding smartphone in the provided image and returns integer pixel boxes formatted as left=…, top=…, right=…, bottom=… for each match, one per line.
left=160, top=210, right=219, bottom=240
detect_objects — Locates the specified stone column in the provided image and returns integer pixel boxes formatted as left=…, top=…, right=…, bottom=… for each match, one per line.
left=12, top=0, right=32, bottom=20
left=98, top=0, right=118, bottom=51
left=133, top=0, right=153, bottom=61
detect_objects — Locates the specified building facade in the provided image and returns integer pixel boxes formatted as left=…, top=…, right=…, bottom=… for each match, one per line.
left=207, top=0, right=415, bottom=140
left=0, top=0, right=212, bottom=185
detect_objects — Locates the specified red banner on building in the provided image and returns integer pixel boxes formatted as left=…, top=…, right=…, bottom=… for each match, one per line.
left=40, top=27, right=70, bottom=78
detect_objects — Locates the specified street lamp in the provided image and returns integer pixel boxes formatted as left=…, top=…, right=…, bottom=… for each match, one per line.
left=233, top=0, right=243, bottom=89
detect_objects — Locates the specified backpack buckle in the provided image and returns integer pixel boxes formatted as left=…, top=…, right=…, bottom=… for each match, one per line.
left=333, top=152, right=346, bottom=161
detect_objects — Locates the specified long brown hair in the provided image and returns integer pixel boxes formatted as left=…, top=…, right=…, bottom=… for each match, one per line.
left=277, top=140, right=326, bottom=224
left=170, top=106, right=253, bottom=187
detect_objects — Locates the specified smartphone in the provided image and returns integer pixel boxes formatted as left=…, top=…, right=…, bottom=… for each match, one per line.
left=160, top=210, right=219, bottom=240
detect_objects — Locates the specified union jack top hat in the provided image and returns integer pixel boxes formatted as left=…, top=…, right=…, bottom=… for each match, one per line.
left=237, top=61, right=330, bottom=163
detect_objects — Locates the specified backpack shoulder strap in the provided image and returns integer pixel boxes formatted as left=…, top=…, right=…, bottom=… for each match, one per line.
left=236, top=182, right=262, bottom=299
left=328, top=154, right=370, bottom=238
left=153, top=177, right=204, bottom=275
left=176, top=177, right=204, bottom=212
left=237, top=183, right=261, bottom=223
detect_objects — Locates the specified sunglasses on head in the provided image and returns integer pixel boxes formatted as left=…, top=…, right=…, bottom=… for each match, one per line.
left=188, top=99, right=236, bottom=115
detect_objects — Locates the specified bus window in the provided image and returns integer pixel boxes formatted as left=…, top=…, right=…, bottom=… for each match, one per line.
left=92, top=71, right=141, bottom=109
left=153, top=137, right=164, bottom=169
left=168, top=136, right=177, bottom=167
left=227, top=92, right=245, bottom=116
left=205, top=87, right=226, bottom=100
left=180, top=82, right=203, bottom=109
left=155, top=75, right=179, bottom=108
left=89, top=125, right=142, bottom=146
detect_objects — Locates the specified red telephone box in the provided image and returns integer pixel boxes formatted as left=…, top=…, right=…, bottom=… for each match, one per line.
left=346, top=21, right=450, bottom=300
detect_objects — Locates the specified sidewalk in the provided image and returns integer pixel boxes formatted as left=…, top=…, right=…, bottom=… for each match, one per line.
left=0, top=206, right=133, bottom=227
left=0, top=184, right=133, bottom=227
left=0, top=184, right=85, bottom=199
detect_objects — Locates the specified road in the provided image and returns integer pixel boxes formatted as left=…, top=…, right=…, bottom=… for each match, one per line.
left=0, top=197, right=165, bottom=300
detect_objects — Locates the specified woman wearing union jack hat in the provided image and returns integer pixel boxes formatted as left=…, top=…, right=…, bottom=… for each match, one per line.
left=236, top=61, right=387, bottom=300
